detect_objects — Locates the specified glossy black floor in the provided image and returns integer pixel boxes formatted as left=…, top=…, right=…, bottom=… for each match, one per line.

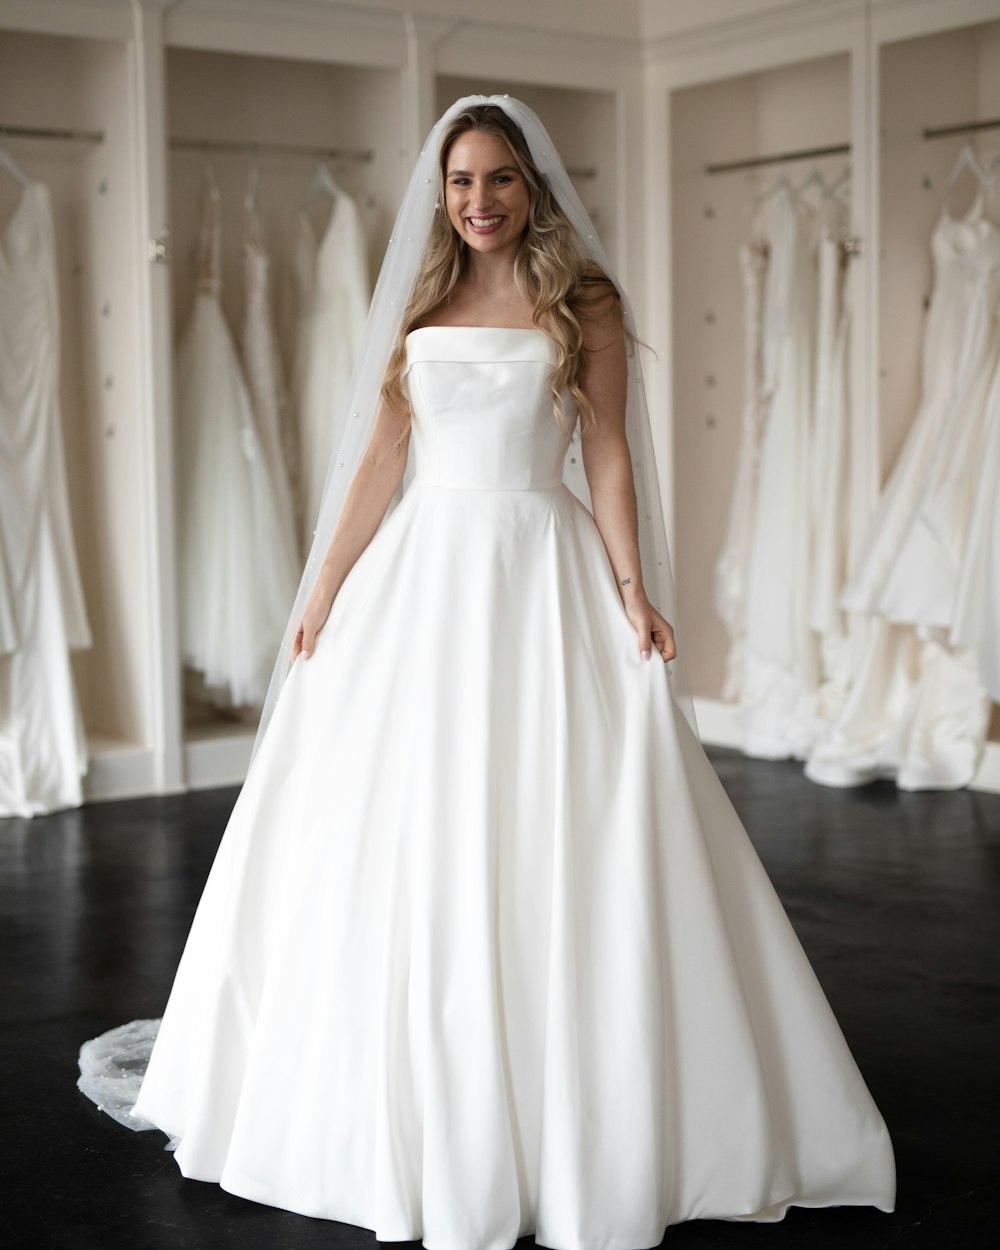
left=1, top=748, right=998, bottom=1250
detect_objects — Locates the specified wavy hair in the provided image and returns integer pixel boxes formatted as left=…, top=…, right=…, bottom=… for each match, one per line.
left=380, top=104, right=628, bottom=444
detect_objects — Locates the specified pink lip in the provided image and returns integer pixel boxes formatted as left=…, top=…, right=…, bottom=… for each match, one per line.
left=466, top=215, right=505, bottom=235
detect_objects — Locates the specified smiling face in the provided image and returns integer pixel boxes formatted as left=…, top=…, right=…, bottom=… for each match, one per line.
left=443, top=128, right=531, bottom=259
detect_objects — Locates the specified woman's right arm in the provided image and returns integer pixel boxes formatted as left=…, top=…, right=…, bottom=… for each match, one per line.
left=292, top=399, right=410, bottom=661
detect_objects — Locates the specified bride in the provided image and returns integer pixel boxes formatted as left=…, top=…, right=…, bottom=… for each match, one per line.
left=79, top=96, right=896, bottom=1250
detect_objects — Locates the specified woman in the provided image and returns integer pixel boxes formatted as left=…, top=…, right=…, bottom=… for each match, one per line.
left=82, top=97, right=896, bottom=1248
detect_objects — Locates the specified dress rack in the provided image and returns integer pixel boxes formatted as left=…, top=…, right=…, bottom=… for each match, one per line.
left=170, top=136, right=374, bottom=161
left=705, top=141, right=850, bottom=175
left=168, top=135, right=597, bottom=179
left=923, top=117, right=1000, bottom=140
left=0, top=123, right=104, bottom=144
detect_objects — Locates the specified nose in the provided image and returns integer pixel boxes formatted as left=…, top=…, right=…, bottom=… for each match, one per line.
left=471, top=180, right=494, bottom=210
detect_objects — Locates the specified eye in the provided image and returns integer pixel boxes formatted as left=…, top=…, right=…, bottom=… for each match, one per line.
left=448, top=176, right=471, bottom=186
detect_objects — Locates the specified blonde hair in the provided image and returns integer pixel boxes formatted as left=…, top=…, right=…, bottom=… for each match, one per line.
left=381, top=103, right=627, bottom=443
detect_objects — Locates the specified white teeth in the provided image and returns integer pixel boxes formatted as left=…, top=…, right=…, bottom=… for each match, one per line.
left=470, top=216, right=503, bottom=227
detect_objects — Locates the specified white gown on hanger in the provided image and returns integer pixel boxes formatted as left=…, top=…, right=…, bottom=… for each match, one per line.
left=873, top=216, right=1000, bottom=629
left=290, top=189, right=370, bottom=553
left=82, top=327, right=895, bottom=1248
left=240, top=182, right=299, bottom=566
left=809, top=206, right=871, bottom=729
left=841, top=201, right=1000, bottom=617
left=741, top=185, right=821, bottom=758
left=952, top=346, right=1000, bottom=699
left=175, top=176, right=300, bottom=708
left=0, top=179, right=92, bottom=817
left=806, top=204, right=995, bottom=791
left=715, top=234, right=768, bottom=703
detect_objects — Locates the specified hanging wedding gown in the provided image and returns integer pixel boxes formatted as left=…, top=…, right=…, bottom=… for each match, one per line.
left=0, top=178, right=92, bottom=817
left=952, top=348, right=1000, bottom=698
left=240, top=180, right=299, bottom=564
left=840, top=198, right=1000, bottom=617
left=80, top=327, right=895, bottom=1247
left=175, top=175, right=300, bottom=708
left=806, top=202, right=997, bottom=790
left=290, top=189, right=370, bottom=553
left=715, top=234, right=769, bottom=702
left=873, top=211, right=1000, bottom=629
left=809, top=203, right=872, bottom=730
left=740, top=185, right=821, bottom=758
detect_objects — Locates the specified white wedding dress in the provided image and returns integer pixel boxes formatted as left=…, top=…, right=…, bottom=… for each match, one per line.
left=1, top=179, right=92, bottom=816
left=240, top=183, right=299, bottom=566
left=740, top=186, right=821, bottom=759
left=175, top=176, right=300, bottom=708
left=806, top=203, right=996, bottom=791
left=715, top=234, right=768, bottom=703
left=82, top=327, right=895, bottom=1248
left=290, top=190, right=370, bottom=554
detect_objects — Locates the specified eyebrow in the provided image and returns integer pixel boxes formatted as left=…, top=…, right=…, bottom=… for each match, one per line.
left=446, top=165, right=519, bottom=177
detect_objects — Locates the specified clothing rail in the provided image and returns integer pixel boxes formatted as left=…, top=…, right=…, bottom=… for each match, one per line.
left=923, top=116, right=1000, bottom=140
left=0, top=123, right=104, bottom=144
left=705, top=142, right=850, bottom=175
left=170, top=136, right=597, bottom=179
left=170, top=136, right=374, bottom=161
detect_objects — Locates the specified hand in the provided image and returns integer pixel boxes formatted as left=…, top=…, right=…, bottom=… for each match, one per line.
left=290, top=576, right=336, bottom=663
left=623, top=591, right=677, bottom=663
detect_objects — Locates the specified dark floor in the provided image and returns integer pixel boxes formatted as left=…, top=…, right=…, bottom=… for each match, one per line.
left=1, top=748, right=998, bottom=1249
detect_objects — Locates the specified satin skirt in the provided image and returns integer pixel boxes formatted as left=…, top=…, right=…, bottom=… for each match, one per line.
left=129, top=477, right=895, bottom=1250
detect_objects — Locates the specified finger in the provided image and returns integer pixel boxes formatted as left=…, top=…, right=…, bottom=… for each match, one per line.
left=637, top=618, right=653, bottom=661
left=652, top=621, right=676, bottom=662
left=301, top=623, right=316, bottom=660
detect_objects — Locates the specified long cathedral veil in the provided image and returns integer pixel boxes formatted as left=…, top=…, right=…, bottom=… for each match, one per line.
left=249, top=93, right=697, bottom=768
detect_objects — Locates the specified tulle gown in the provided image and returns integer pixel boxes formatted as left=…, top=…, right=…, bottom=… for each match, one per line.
left=105, top=327, right=895, bottom=1247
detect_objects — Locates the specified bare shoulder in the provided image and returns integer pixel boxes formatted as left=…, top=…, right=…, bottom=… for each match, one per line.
left=570, top=263, right=625, bottom=352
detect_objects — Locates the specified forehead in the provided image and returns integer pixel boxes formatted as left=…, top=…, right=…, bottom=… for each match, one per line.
left=445, top=129, right=517, bottom=171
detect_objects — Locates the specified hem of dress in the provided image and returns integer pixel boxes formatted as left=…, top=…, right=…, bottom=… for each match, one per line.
left=181, top=1151, right=897, bottom=1250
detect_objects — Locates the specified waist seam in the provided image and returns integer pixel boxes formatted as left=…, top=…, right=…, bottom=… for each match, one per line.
left=412, top=475, right=564, bottom=493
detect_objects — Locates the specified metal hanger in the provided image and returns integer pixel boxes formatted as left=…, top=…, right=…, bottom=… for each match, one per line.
left=0, top=146, right=31, bottom=187
left=940, top=141, right=990, bottom=199
left=820, top=165, right=851, bottom=202
left=302, top=161, right=343, bottom=205
left=794, top=168, right=830, bottom=200
left=744, top=171, right=797, bottom=219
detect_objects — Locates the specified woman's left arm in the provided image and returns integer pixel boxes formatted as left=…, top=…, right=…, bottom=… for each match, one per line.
left=579, top=308, right=677, bottom=663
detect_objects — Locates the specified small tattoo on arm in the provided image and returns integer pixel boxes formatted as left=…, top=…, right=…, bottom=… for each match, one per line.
left=620, top=577, right=631, bottom=586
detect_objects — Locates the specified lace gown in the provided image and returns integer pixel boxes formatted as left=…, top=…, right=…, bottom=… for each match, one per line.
left=82, top=327, right=895, bottom=1249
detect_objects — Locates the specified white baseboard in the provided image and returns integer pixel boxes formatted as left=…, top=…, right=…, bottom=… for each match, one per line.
left=74, top=701, right=1000, bottom=806
left=82, top=739, right=162, bottom=803
left=182, top=730, right=255, bottom=791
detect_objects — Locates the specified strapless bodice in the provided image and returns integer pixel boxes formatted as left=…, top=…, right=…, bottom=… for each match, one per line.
left=403, top=326, right=574, bottom=490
